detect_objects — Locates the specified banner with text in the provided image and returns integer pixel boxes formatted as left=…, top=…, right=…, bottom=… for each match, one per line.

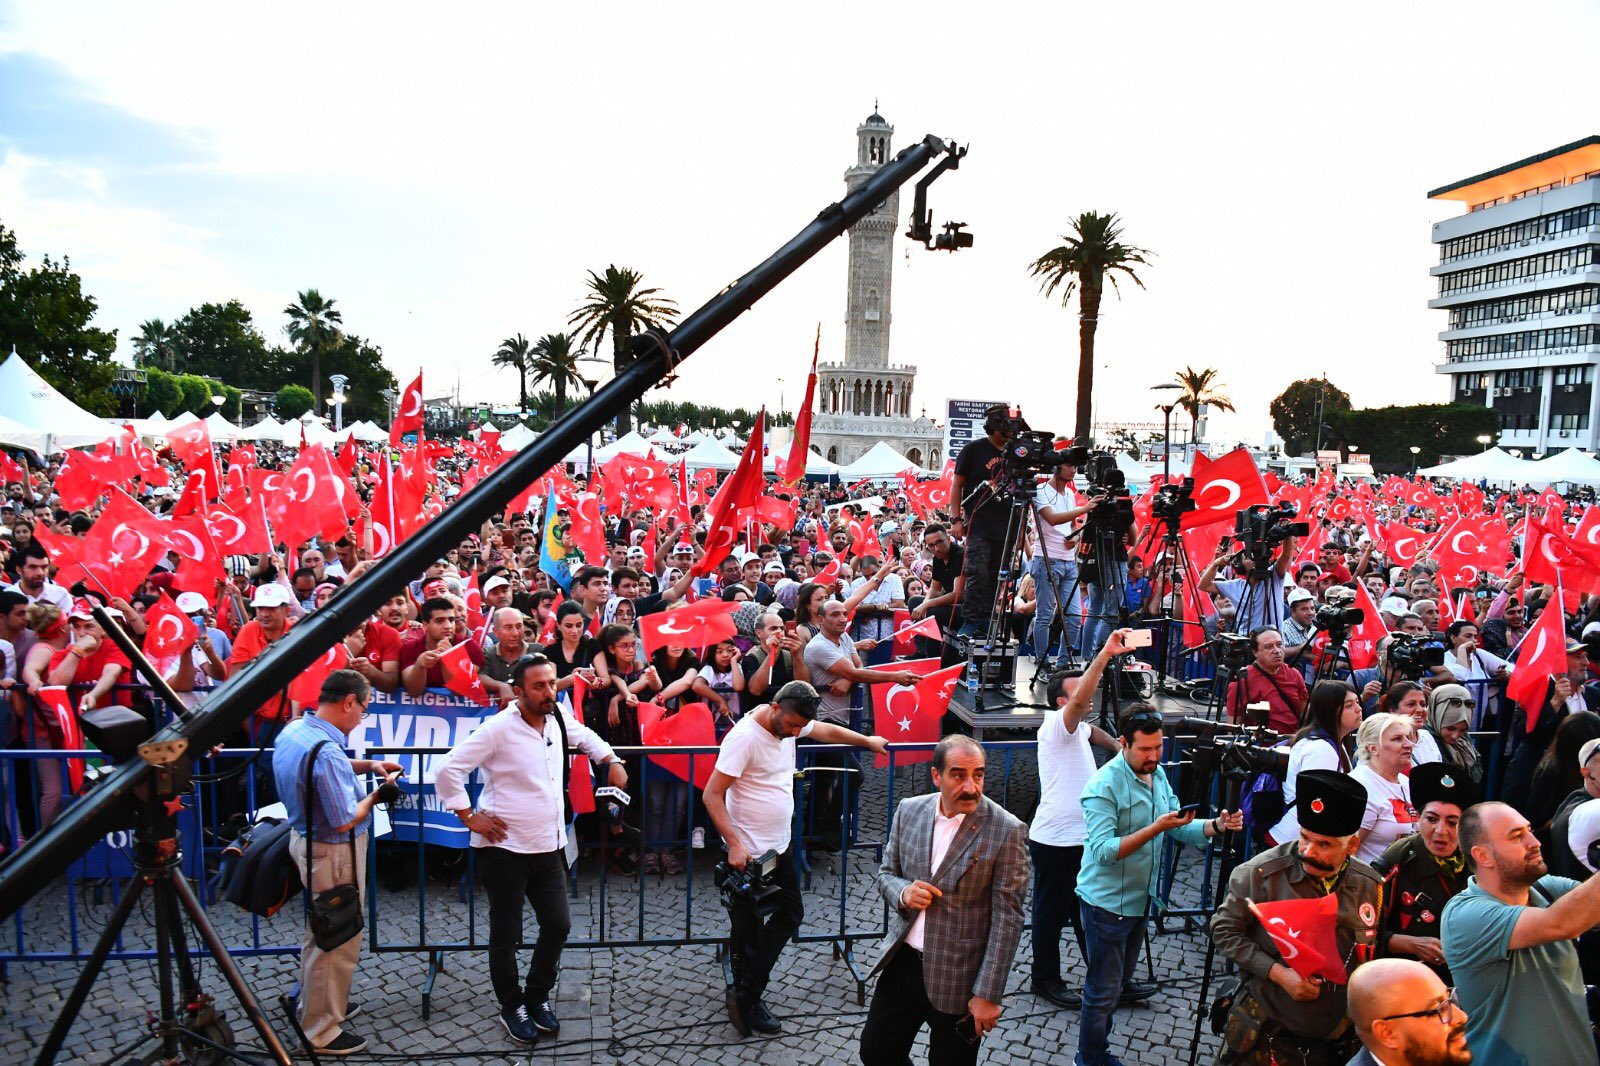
left=943, top=399, right=1004, bottom=467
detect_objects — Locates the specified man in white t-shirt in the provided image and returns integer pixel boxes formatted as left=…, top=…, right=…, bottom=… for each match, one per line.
left=1029, top=629, right=1129, bottom=1012
left=703, top=681, right=888, bottom=1038
left=1030, top=457, right=1098, bottom=672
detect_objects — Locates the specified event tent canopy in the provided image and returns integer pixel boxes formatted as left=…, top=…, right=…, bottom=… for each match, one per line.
left=0, top=354, right=120, bottom=453
left=345, top=420, right=388, bottom=443
left=1528, top=448, right=1600, bottom=486
left=205, top=412, right=243, bottom=443
left=592, top=431, right=656, bottom=463
left=678, top=437, right=743, bottom=471
left=762, top=448, right=840, bottom=477
left=837, top=441, right=922, bottom=480
left=1417, top=447, right=1535, bottom=483
left=499, top=424, right=537, bottom=451
left=239, top=416, right=285, bottom=441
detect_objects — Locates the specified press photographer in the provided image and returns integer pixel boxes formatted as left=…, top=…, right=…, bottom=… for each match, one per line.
left=1029, top=454, right=1099, bottom=670
left=1070, top=449, right=1139, bottom=657
left=703, top=681, right=888, bottom=1037
left=950, top=404, right=1020, bottom=638
left=1199, top=504, right=1306, bottom=635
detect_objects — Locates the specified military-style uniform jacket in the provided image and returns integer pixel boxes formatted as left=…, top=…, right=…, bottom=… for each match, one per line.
left=1369, top=833, right=1467, bottom=982
left=1208, top=841, right=1383, bottom=1041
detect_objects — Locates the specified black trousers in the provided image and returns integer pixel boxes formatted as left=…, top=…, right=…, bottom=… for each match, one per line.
left=860, top=947, right=980, bottom=1066
left=1029, top=840, right=1086, bottom=985
left=477, top=847, right=572, bottom=1013
left=729, top=846, right=804, bottom=1001
left=960, top=531, right=1007, bottom=628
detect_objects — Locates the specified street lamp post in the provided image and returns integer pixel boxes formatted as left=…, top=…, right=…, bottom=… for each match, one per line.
left=1150, top=383, right=1183, bottom=481
left=328, top=373, right=349, bottom=433
left=1476, top=434, right=1493, bottom=453
left=1409, top=445, right=1421, bottom=477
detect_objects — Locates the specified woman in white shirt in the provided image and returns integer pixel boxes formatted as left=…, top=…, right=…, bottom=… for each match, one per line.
left=1349, top=711, right=1417, bottom=863
left=1380, top=682, right=1441, bottom=766
left=1267, top=680, right=1361, bottom=846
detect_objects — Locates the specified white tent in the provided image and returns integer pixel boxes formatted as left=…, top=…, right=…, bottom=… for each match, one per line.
left=1114, top=452, right=1160, bottom=489
left=1528, top=448, right=1600, bottom=487
left=592, top=431, right=656, bottom=462
left=500, top=424, right=537, bottom=451
left=645, top=426, right=681, bottom=447
left=679, top=437, right=743, bottom=471
left=205, top=411, right=243, bottom=443
left=238, top=416, right=284, bottom=441
left=762, top=447, right=840, bottom=478
left=278, top=417, right=337, bottom=448
left=473, top=421, right=501, bottom=438
left=346, top=420, right=388, bottom=443
left=1417, top=447, right=1535, bottom=483
left=838, top=441, right=921, bottom=480
left=680, top=429, right=713, bottom=446
left=0, top=354, right=120, bottom=453
left=128, top=411, right=177, bottom=438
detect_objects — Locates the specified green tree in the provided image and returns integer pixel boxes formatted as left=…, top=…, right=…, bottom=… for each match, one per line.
left=314, top=332, right=398, bottom=425
left=1030, top=212, right=1151, bottom=444
left=275, top=384, right=315, bottom=420
left=133, top=318, right=178, bottom=370
left=165, top=300, right=288, bottom=389
left=142, top=368, right=183, bottom=415
left=1270, top=378, right=1351, bottom=456
left=176, top=374, right=216, bottom=416
left=493, top=333, right=533, bottom=411
left=0, top=220, right=120, bottom=414
left=1174, top=366, right=1236, bottom=445
left=1330, top=403, right=1501, bottom=471
left=568, top=265, right=678, bottom=434
left=530, top=332, right=583, bottom=415
left=283, top=289, right=343, bottom=408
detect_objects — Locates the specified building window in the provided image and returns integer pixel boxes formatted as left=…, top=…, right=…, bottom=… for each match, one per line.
left=1438, top=244, right=1600, bottom=297
left=1438, top=204, right=1600, bottom=264
left=1445, top=323, right=1600, bottom=361
left=1447, top=284, right=1600, bottom=329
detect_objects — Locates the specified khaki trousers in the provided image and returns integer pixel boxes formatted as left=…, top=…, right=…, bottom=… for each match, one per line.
left=289, top=831, right=367, bottom=1047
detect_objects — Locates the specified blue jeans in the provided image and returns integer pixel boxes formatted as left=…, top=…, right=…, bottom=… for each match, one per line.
left=1077, top=900, right=1146, bottom=1066
left=1029, top=555, right=1080, bottom=662
left=1079, top=562, right=1129, bottom=659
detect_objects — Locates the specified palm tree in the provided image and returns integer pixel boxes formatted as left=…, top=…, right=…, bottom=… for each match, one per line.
left=1030, top=212, right=1151, bottom=444
left=529, top=332, right=584, bottom=415
left=493, top=333, right=533, bottom=411
left=1174, top=365, right=1236, bottom=448
left=133, top=318, right=177, bottom=370
left=568, top=265, right=678, bottom=434
left=283, top=289, right=343, bottom=408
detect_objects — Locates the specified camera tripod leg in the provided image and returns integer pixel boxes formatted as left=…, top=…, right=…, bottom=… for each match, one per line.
left=34, top=870, right=147, bottom=1065
left=168, top=864, right=294, bottom=1066
left=152, top=868, right=185, bottom=1065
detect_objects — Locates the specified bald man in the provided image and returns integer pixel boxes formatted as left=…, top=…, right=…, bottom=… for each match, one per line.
left=1347, top=958, right=1471, bottom=1065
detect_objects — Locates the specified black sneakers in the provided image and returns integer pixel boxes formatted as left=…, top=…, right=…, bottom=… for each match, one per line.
left=314, top=1031, right=368, bottom=1056
left=500, top=1005, right=538, bottom=1045
left=528, top=1000, right=560, bottom=1035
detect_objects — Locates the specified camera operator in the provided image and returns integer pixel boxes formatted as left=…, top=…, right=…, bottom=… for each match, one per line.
left=1226, top=627, right=1308, bottom=736
left=1199, top=528, right=1296, bottom=636
left=949, top=405, right=1015, bottom=638
left=704, top=681, right=887, bottom=1036
left=433, top=655, right=627, bottom=1046
left=1279, top=588, right=1316, bottom=676
left=1029, top=455, right=1097, bottom=670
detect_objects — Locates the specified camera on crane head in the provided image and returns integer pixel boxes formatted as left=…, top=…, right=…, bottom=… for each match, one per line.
left=1233, top=503, right=1310, bottom=569
left=715, top=848, right=783, bottom=916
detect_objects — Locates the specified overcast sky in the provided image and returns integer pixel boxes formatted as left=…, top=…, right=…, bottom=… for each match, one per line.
left=3, top=1, right=1598, bottom=445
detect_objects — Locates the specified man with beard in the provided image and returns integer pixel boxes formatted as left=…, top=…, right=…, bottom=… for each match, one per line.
left=1209, top=770, right=1380, bottom=1064
left=1346, top=958, right=1473, bottom=1066
left=1441, top=801, right=1600, bottom=1066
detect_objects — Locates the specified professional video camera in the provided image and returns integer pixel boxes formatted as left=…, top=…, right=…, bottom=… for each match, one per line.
left=1234, top=502, right=1310, bottom=565
left=1386, top=634, right=1448, bottom=679
left=715, top=849, right=784, bottom=918
left=1150, top=477, right=1198, bottom=526
left=1313, top=604, right=1365, bottom=642
left=990, top=407, right=1059, bottom=500
left=1211, top=632, right=1254, bottom=671
left=1176, top=716, right=1289, bottom=809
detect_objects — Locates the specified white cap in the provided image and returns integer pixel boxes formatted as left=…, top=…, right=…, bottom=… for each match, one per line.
left=174, top=591, right=208, bottom=614
left=251, top=584, right=294, bottom=608
left=1286, top=587, right=1315, bottom=605
left=1581, top=737, right=1600, bottom=769
left=763, top=560, right=785, bottom=575
left=626, top=545, right=647, bottom=558
left=69, top=598, right=121, bottom=620
left=482, top=575, right=510, bottom=593
left=738, top=551, right=760, bottom=565
left=671, top=542, right=694, bottom=555
left=1379, top=596, right=1410, bottom=616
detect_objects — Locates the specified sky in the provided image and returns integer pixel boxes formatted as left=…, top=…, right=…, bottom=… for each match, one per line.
left=2, top=1, right=1598, bottom=446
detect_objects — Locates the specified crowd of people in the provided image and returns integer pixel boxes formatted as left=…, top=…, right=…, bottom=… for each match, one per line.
left=6, top=406, right=1600, bottom=1063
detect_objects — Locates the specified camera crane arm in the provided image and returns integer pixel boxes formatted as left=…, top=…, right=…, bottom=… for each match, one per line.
left=0, top=133, right=972, bottom=921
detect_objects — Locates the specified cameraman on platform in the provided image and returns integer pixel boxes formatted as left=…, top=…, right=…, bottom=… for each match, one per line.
left=703, top=681, right=888, bottom=1037
left=1030, top=455, right=1098, bottom=671
left=949, top=405, right=1015, bottom=638
left=1199, top=529, right=1296, bottom=636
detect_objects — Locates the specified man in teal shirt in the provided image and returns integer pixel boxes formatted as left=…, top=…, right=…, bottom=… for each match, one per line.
left=1076, top=705, right=1241, bottom=1066
left=1443, top=801, right=1600, bottom=1066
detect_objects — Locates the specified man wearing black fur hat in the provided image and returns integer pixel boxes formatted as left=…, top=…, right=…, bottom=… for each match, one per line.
left=1209, top=769, right=1382, bottom=1064
left=1370, top=763, right=1476, bottom=982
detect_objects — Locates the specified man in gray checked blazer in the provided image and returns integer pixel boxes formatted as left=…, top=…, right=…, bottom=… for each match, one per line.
left=860, top=734, right=1031, bottom=1066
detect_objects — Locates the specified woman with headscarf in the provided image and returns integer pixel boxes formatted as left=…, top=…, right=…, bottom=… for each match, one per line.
left=730, top=601, right=763, bottom=655
left=1426, top=683, right=1482, bottom=787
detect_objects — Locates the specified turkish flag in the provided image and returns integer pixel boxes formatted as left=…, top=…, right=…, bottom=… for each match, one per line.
left=755, top=494, right=798, bottom=530
left=145, top=591, right=199, bottom=659
left=158, top=512, right=225, bottom=596
left=165, top=419, right=222, bottom=502
left=440, top=639, right=493, bottom=706
left=269, top=445, right=350, bottom=549
left=71, top=489, right=169, bottom=602
left=37, top=686, right=88, bottom=792
left=691, top=413, right=766, bottom=578
left=1246, top=894, right=1346, bottom=983
left=813, top=556, right=842, bottom=588
left=170, top=470, right=207, bottom=518
left=783, top=326, right=820, bottom=486
left=568, top=754, right=596, bottom=816
left=0, top=450, right=25, bottom=487
left=1311, top=580, right=1388, bottom=671
left=1183, top=448, right=1270, bottom=530
left=890, top=612, right=942, bottom=657
left=637, top=701, right=718, bottom=789
left=849, top=517, right=883, bottom=559
left=566, top=492, right=607, bottom=565
left=56, top=449, right=115, bottom=510
left=33, top=522, right=83, bottom=571
left=391, top=372, right=424, bottom=445
left=205, top=504, right=258, bottom=556
left=1381, top=523, right=1426, bottom=568
left=873, top=660, right=963, bottom=767
left=1506, top=593, right=1568, bottom=731
left=638, top=599, right=738, bottom=657
left=288, top=643, right=350, bottom=707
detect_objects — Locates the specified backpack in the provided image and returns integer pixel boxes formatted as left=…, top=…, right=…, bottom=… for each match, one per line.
left=218, top=816, right=301, bottom=917
left=1240, top=772, right=1285, bottom=843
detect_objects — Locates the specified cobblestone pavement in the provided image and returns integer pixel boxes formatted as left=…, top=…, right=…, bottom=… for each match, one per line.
left=2, top=697, right=1234, bottom=1064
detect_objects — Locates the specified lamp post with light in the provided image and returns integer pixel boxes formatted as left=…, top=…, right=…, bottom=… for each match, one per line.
left=328, top=374, right=349, bottom=433
left=1409, top=445, right=1421, bottom=477
left=1151, top=382, right=1183, bottom=481
left=1477, top=434, right=1493, bottom=453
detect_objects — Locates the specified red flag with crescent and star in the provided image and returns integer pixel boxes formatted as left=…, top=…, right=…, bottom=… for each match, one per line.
left=37, top=687, right=89, bottom=792
left=872, top=659, right=963, bottom=767
left=638, top=600, right=739, bottom=657
left=691, top=412, right=766, bottom=578
left=145, top=591, right=199, bottom=659
left=638, top=701, right=719, bottom=789
left=391, top=372, right=424, bottom=445
left=440, top=639, right=493, bottom=706
left=1183, top=448, right=1270, bottom=530
left=1246, top=894, right=1346, bottom=983
left=782, top=325, right=820, bottom=487
left=1505, top=588, right=1568, bottom=730
left=288, top=643, right=350, bottom=707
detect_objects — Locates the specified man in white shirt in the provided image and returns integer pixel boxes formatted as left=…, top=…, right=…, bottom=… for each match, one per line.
left=703, top=681, right=887, bottom=1037
left=434, top=655, right=626, bottom=1047
left=6, top=542, right=72, bottom=613
left=1029, top=630, right=1125, bottom=1011
left=1030, top=457, right=1097, bottom=672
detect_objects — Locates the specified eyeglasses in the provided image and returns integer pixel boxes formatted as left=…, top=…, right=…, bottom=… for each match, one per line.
left=1439, top=697, right=1473, bottom=709
left=1122, top=710, right=1164, bottom=732
left=1377, top=988, right=1459, bottom=1026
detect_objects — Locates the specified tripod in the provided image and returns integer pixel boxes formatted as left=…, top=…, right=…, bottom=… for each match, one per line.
left=35, top=754, right=291, bottom=1066
left=1061, top=513, right=1133, bottom=731
left=1135, top=513, right=1204, bottom=697
left=1183, top=747, right=1256, bottom=1066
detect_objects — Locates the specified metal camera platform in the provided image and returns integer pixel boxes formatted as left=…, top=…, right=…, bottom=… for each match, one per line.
left=942, top=634, right=1050, bottom=740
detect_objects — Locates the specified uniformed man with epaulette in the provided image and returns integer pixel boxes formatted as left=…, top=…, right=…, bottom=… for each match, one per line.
left=1209, top=769, right=1381, bottom=1065
left=1369, top=762, right=1475, bottom=983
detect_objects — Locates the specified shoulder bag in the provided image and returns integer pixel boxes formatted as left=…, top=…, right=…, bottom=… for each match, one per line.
left=303, top=739, right=363, bottom=951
